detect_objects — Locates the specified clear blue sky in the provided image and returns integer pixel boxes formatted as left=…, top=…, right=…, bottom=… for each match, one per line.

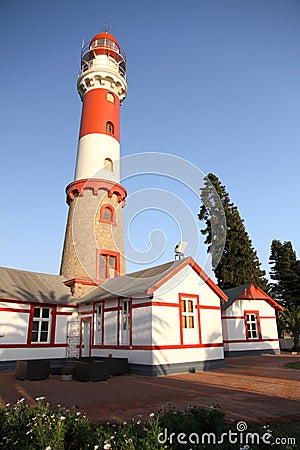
left=1, top=0, right=299, bottom=279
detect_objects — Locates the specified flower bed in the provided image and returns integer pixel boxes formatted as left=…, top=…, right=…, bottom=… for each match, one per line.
left=0, top=398, right=298, bottom=449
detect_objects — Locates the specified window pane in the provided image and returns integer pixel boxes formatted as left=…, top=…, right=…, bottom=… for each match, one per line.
left=42, top=308, right=50, bottom=318
left=31, top=331, right=38, bottom=342
left=41, top=321, right=49, bottom=331
left=33, top=307, right=40, bottom=318
left=181, top=300, right=186, bottom=312
left=40, top=332, right=48, bottom=342
left=188, top=316, right=194, bottom=328
left=252, top=330, right=257, bottom=338
left=99, top=267, right=106, bottom=277
left=104, top=208, right=112, bottom=222
left=188, top=300, right=193, bottom=313
left=32, top=321, right=39, bottom=331
left=100, top=255, right=106, bottom=265
left=182, top=316, right=187, bottom=328
left=109, top=256, right=116, bottom=268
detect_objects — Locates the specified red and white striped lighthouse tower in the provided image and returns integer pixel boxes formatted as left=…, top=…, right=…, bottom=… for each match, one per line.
left=60, top=30, right=128, bottom=296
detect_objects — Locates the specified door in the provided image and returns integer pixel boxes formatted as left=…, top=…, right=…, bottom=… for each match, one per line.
left=80, top=318, right=91, bottom=357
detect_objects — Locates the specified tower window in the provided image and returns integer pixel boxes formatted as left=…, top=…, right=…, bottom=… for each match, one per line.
left=106, top=121, right=114, bottom=134
left=99, top=205, right=116, bottom=224
left=106, top=92, right=115, bottom=103
left=104, top=157, right=113, bottom=171
left=97, top=252, right=119, bottom=280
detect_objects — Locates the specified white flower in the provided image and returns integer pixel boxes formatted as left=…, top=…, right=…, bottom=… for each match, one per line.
left=149, top=412, right=155, bottom=418
left=45, top=447, right=52, bottom=450
left=59, top=416, right=66, bottom=421
left=76, top=411, right=81, bottom=415
left=103, top=444, right=111, bottom=450
left=5, top=403, right=10, bottom=407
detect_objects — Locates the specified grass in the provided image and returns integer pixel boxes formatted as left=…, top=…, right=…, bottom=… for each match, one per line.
left=285, top=362, right=300, bottom=370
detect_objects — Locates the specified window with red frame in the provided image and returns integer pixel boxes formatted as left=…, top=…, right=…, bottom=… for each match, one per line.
left=100, top=205, right=115, bottom=224
left=98, top=253, right=118, bottom=280
left=245, top=313, right=259, bottom=340
left=31, top=306, right=51, bottom=343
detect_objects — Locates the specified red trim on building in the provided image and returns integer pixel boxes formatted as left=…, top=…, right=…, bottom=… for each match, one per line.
left=78, top=310, right=94, bottom=315
left=178, top=295, right=184, bottom=346
left=50, top=306, right=57, bottom=345
left=129, top=298, right=133, bottom=347
left=55, top=311, right=73, bottom=316
left=66, top=179, right=127, bottom=205
left=0, top=307, right=30, bottom=313
left=27, top=305, right=34, bottom=345
left=91, top=343, right=224, bottom=350
left=131, top=301, right=180, bottom=309
left=104, top=306, right=121, bottom=312
left=222, top=315, right=276, bottom=320
left=117, top=298, right=120, bottom=347
left=63, top=277, right=98, bottom=287
left=223, top=338, right=279, bottom=344
left=196, top=296, right=202, bottom=344
left=0, top=343, right=68, bottom=348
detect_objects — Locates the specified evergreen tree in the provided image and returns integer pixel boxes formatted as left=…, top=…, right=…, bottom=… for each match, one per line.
left=279, top=306, right=300, bottom=351
left=199, top=173, right=268, bottom=290
left=269, top=239, right=300, bottom=307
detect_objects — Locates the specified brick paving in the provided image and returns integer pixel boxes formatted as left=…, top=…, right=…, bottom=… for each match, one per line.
left=0, top=354, right=299, bottom=423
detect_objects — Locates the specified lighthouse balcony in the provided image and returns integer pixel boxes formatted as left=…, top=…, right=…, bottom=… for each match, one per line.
left=80, top=57, right=126, bottom=79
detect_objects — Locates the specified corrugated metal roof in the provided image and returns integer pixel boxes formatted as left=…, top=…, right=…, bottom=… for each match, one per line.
left=0, top=266, right=74, bottom=304
left=77, top=258, right=189, bottom=303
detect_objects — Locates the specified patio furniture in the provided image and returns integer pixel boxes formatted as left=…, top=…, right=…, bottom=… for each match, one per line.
left=93, top=357, right=128, bottom=376
left=74, top=360, right=110, bottom=382
left=15, top=360, right=50, bottom=381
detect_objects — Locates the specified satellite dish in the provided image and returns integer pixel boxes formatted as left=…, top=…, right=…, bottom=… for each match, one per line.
left=174, top=241, right=187, bottom=260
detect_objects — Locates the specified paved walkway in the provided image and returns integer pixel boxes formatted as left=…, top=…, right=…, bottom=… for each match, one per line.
left=0, top=354, right=299, bottom=423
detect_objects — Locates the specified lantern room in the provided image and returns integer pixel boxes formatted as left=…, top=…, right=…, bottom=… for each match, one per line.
left=80, top=32, right=126, bottom=79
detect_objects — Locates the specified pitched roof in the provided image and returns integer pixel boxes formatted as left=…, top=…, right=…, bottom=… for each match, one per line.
left=78, top=257, right=227, bottom=303
left=0, top=266, right=74, bottom=304
left=222, top=283, right=283, bottom=311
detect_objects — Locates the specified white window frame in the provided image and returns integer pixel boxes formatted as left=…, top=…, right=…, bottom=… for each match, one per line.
left=245, top=313, right=259, bottom=340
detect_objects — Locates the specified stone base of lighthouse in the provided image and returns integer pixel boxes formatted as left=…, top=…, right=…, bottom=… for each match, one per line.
left=60, top=179, right=126, bottom=297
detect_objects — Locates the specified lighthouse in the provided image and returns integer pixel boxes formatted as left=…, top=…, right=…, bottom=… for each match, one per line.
left=60, top=30, right=128, bottom=296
